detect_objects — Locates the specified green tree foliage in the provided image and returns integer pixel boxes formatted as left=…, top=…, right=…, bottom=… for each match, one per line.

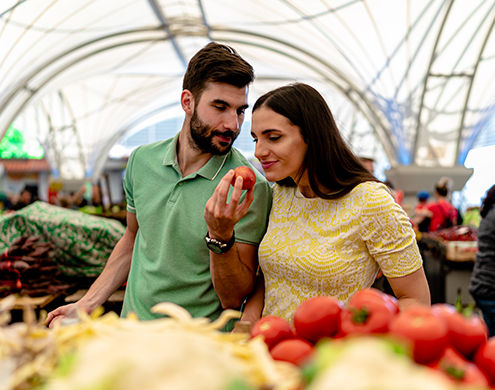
left=0, top=125, right=44, bottom=159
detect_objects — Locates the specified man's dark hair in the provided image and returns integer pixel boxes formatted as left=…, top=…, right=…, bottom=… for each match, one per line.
left=182, top=42, right=254, bottom=100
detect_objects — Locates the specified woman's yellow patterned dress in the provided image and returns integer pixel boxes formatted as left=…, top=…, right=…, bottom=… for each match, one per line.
left=259, top=181, right=422, bottom=321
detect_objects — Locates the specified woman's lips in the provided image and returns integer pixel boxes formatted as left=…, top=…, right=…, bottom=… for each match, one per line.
left=260, top=161, right=276, bottom=170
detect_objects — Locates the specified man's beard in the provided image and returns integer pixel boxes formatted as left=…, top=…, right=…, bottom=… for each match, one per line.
left=189, top=110, right=238, bottom=155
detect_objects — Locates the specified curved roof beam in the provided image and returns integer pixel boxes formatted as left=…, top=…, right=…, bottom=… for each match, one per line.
left=0, top=27, right=165, bottom=139
left=197, top=0, right=213, bottom=40
left=88, top=27, right=399, bottom=169
left=456, top=14, right=495, bottom=164
left=147, top=0, right=187, bottom=68
left=0, top=21, right=398, bottom=175
left=413, top=0, right=454, bottom=165
left=92, top=101, right=180, bottom=180
left=211, top=27, right=398, bottom=164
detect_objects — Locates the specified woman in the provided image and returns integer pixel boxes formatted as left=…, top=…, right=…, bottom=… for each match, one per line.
left=469, top=184, right=495, bottom=337
left=242, top=83, right=430, bottom=324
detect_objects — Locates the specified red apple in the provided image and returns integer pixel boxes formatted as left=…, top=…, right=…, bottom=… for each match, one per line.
left=232, top=166, right=256, bottom=190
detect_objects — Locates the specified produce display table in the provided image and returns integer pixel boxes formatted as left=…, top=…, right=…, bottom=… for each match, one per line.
left=8, top=293, right=61, bottom=310
left=417, top=234, right=476, bottom=305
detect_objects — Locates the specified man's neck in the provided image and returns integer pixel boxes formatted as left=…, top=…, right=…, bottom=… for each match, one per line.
left=177, top=127, right=213, bottom=177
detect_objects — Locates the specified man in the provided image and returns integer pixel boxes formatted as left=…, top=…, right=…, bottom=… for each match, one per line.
left=46, top=42, right=272, bottom=327
left=358, top=156, right=375, bottom=174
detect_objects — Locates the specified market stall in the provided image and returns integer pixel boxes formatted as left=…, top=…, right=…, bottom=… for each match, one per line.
left=417, top=226, right=478, bottom=305
left=0, top=201, right=125, bottom=316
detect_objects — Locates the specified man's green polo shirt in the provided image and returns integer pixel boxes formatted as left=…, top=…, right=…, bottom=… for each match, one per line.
left=120, top=133, right=272, bottom=322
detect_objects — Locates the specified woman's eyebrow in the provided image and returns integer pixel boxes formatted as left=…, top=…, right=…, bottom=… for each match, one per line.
left=251, top=128, right=280, bottom=137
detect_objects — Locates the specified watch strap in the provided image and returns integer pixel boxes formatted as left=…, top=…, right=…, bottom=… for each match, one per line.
left=205, top=231, right=235, bottom=253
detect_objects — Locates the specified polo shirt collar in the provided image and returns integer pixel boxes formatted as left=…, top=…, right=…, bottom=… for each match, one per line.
left=162, top=132, right=230, bottom=181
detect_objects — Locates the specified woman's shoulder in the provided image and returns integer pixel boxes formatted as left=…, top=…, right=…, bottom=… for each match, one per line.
left=350, top=181, right=390, bottom=197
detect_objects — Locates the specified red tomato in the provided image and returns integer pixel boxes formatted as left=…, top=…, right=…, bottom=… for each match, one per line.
left=250, top=315, right=294, bottom=350
left=475, top=337, right=495, bottom=385
left=269, top=337, right=314, bottom=367
left=389, top=306, right=449, bottom=365
left=433, top=347, right=489, bottom=387
left=293, top=296, right=342, bottom=343
left=340, top=288, right=397, bottom=336
left=432, top=303, right=488, bottom=358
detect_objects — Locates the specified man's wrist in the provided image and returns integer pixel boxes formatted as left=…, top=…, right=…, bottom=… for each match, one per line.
left=205, top=231, right=235, bottom=254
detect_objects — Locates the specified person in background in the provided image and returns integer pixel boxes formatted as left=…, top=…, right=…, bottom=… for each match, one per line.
left=237, top=83, right=430, bottom=325
left=469, top=184, right=495, bottom=337
left=46, top=42, right=272, bottom=329
left=462, top=206, right=481, bottom=229
left=412, top=190, right=431, bottom=232
left=358, top=156, right=375, bottom=174
left=426, top=176, right=458, bottom=232
left=5, top=184, right=38, bottom=211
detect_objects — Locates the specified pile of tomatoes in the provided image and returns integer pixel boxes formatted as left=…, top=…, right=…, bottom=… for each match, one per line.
left=250, top=288, right=495, bottom=389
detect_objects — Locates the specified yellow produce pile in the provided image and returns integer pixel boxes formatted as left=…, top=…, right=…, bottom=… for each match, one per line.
left=0, top=298, right=300, bottom=390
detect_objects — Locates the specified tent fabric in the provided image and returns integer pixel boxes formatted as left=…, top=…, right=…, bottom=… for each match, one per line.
left=1, top=0, right=494, bottom=180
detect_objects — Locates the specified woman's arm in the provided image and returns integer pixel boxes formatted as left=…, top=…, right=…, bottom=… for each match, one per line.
left=234, top=271, right=265, bottom=332
left=387, top=267, right=431, bottom=309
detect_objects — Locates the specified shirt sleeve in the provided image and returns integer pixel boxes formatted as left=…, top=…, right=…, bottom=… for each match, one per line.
left=123, top=148, right=138, bottom=214
left=359, top=182, right=423, bottom=278
left=234, top=178, right=273, bottom=246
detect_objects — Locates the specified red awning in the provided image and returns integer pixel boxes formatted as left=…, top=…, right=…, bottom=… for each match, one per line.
left=0, top=159, right=50, bottom=173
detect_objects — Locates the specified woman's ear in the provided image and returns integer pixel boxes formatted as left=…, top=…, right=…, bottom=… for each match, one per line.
left=181, top=89, right=195, bottom=114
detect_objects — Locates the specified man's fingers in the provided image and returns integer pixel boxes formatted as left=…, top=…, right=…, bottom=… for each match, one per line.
left=48, top=315, right=63, bottom=328
left=215, top=170, right=235, bottom=203
left=236, top=187, right=254, bottom=217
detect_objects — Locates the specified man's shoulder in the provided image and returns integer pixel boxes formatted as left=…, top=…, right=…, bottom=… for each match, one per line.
left=133, top=138, right=174, bottom=155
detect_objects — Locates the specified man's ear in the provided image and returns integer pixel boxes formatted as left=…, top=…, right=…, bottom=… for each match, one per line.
left=181, top=90, right=194, bottom=114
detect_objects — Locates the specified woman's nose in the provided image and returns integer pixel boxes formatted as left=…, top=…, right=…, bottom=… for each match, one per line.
left=254, top=140, right=267, bottom=159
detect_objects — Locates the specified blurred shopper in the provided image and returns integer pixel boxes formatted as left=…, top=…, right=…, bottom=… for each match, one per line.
left=469, top=184, right=495, bottom=337
left=426, top=176, right=458, bottom=232
left=237, top=83, right=430, bottom=325
left=412, top=190, right=431, bottom=232
left=462, top=206, right=481, bottom=229
left=46, top=42, right=272, bottom=329
left=5, top=184, right=38, bottom=211
left=359, top=156, right=375, bottom=174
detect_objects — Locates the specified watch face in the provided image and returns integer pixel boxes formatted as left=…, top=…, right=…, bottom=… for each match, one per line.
left=205, top=233, right=234, bottom=254
left=206, top=240, right=225, bottom=254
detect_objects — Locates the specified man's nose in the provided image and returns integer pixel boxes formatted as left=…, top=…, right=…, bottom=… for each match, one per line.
left=224, top=111, right=240, bottom=130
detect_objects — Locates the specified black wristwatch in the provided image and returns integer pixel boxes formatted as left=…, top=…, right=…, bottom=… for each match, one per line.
left=205, top=231, right=235, bottom=254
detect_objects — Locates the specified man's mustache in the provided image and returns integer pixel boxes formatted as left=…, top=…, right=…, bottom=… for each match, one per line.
left=212, top=130, right=236, bottom=140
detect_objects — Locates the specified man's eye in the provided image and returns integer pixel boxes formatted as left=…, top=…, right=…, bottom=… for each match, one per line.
left=214, top=105, right=226, bottom=110
left=269, top=136, right=281, bottom=141
left=237, top=109, right=246, bottom=116
left=252, top=138, right=258, bottom=143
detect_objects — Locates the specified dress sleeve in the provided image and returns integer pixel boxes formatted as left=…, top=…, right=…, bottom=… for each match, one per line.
left=359, top=183, right=423, bottom=278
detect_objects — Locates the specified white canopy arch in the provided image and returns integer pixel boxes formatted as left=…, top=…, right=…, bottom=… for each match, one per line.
left=1, top=0, right=494, bottom=180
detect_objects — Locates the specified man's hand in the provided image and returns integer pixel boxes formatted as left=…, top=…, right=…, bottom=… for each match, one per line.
left=45, top=302, right=90, bottom=328
left=204, top=169, right=254, bottom=241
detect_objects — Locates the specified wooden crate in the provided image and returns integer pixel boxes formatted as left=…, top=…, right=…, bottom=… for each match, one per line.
left=445, top=240, right=477, bottom=262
